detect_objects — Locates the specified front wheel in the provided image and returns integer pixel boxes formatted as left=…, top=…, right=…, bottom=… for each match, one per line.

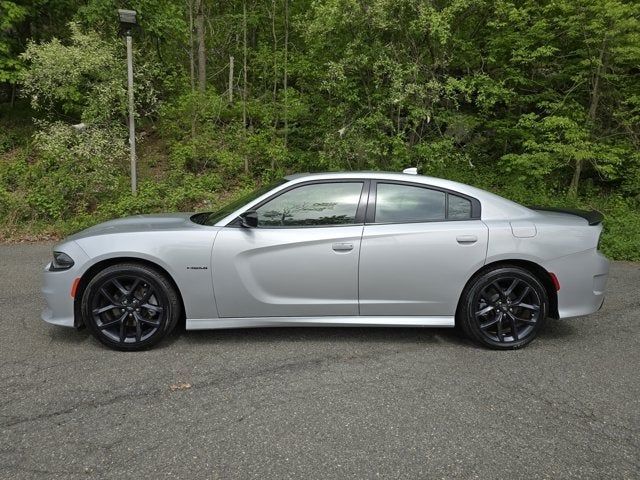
left=458, top=266, right=548, bottom=350
left=81, top=263, right=181, bottom=351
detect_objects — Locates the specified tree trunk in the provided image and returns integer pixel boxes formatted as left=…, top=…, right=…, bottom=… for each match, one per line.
left=569, top=37, right=607, bottom=197
left=228, top=55, right=234, bottom=102
left=271, top=0, right=278, bottom=169
left=188, top=0, right=197, bottom=138
left=10, top=83, right=16, bottom=108
left=569, top=159, right=582, bottom=198
left=283, top=0, right=289, bottom=148
left=242, top=0, right=249, bottom=174
left=188, top=0, right=195, bottom=92
left=271, top=0, right=278, bottom=127
left=195, top=0, right=206, bottom=93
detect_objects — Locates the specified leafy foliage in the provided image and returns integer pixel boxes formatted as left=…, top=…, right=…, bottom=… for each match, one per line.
left=0, top=0, right=639, bottom=259
left=1, top=121, right=125, bottom=221
left=0, top=1, right=29, bottom=84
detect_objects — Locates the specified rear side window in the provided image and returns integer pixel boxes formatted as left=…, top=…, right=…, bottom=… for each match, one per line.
left=375, top=183, right=445, bottom=223
left=374, top=183, right=475, bottom=223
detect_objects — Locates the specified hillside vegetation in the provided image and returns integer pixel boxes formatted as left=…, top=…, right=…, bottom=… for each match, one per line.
left=0, top=0, right=639, bottom=259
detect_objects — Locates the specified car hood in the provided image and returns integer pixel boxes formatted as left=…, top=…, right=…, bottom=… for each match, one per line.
left=65, top=213, right=203, bottom=241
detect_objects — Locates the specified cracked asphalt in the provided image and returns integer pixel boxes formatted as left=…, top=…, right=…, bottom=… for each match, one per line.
left=0, top=243, right=638, bottom=479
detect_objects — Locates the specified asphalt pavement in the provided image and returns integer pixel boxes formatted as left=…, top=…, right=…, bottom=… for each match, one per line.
left=0, top=243, right=638, bottom=479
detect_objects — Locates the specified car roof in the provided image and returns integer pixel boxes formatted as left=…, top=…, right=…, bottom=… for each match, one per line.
left=284, top=171, right=459, bottom=186
left=284, top=171, right=482, bottom=195
left=284, top=171, right=399, bottom=180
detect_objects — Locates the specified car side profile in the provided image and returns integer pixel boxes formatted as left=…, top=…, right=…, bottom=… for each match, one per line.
left=42, top=170, right=609, bottom=350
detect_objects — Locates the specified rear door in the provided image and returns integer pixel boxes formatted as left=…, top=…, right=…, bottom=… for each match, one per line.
left=359, top=181, right=488, bottom=316
left=212, top=180, right=368, bottom=318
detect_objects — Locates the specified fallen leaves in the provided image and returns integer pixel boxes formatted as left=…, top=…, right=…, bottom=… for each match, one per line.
left=169, top=382, right=192, bottom=392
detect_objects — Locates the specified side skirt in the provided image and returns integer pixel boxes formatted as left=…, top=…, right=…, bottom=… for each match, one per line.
left=186, top=316, right=455, bottom=330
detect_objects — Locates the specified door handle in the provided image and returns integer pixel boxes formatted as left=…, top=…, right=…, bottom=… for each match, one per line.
left=456, top=235, right=477, bottom=244
left=332, top=242, right=354, bottom=252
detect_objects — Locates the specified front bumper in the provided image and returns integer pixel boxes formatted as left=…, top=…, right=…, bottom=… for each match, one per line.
left=41, top=241, right=90, bottom=328
left=544, top=248, right=609, bottom=319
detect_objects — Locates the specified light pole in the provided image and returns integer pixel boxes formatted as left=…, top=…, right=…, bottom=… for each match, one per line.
left=118, top=9, right=138, bottom=195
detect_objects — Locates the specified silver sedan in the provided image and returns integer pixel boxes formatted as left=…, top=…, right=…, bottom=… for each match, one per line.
left=42, top=171, right=609, bottom=350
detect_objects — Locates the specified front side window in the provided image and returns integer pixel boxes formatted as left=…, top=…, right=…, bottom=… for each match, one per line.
left=375, top=183, right=446, bottom=223
left=192, top=179, right=288, bottom=226
left=255, top=182, right=364, bottom=227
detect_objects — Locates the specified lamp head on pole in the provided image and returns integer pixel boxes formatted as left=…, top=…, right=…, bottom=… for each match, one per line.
left=117, top=9, right=137, bottom=36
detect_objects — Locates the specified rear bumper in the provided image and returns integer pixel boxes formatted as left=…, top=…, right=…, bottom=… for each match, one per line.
left=41, top=241, right=89, bottom=328
left=543, top=249, right=609, bottom=319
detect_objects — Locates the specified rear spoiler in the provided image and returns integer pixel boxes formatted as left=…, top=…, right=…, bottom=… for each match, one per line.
left=527, top=206, right=604, bottom=226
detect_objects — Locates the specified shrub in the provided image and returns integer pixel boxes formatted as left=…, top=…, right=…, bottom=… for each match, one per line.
left=25, top=122, right=126, bottom=220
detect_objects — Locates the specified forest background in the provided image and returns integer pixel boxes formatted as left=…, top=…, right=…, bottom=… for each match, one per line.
left=0, top=0, right=638, bottom=259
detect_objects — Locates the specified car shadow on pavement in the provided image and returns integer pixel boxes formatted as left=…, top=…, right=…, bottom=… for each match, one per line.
left=537, top=318, right=576, bottom=340
left=177, top=325, right=470, bottom=349
left=41, top=318, right=573, bottom=350
left=45, top=324, right=92, bottom=345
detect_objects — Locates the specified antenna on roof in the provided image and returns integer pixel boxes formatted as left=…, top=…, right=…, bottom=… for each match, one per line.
left=402, top=167, right=418, bottom=175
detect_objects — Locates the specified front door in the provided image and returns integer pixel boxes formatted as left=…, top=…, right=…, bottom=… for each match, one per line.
left=212, top=181, right=366, bottom=318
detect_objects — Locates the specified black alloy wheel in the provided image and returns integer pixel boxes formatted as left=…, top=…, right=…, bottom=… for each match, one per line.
left=459, top=266, right=548, bottom=349
left=81, top=263, right=180, bottom=351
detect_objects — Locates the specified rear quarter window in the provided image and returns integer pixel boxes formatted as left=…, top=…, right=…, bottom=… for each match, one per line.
left=448, top=194, right=472, bottom=219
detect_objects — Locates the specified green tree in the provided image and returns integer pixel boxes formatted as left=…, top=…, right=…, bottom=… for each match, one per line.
left=21, top=24, right=124, bottom=123
left=494, top=0, right=640, bottom=195
left=0, top=1, right=29, bottom=88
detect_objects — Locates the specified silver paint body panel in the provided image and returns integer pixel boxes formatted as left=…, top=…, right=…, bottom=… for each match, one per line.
left=359, top=221, right=488, bottom=316
left=212, top=226, right=363, bottom=317
left=41, top=172, right=609, bottom=330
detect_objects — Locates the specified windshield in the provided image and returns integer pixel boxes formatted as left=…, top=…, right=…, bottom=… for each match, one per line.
left=191, top=179, right=288, bottom=226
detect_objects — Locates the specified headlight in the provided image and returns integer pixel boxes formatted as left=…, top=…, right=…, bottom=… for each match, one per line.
left=50, top=251, right=75, bottom=271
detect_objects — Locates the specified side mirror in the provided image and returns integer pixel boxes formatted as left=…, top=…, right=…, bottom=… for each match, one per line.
left=239, top=210, right=258, bottom=228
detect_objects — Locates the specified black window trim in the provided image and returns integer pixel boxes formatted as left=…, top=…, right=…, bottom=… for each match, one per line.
left=365, top=180, right=481, bottom=225
left=227, top=179, right=371, bottom=229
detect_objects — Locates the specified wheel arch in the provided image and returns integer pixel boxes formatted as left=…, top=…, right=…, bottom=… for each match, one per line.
left=457, top=259, right=559, bottom=322
left=73, top=257, right=186, bottom=328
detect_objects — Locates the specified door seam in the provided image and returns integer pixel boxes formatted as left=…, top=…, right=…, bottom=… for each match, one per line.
left=356, top=225, right=365, bottom=316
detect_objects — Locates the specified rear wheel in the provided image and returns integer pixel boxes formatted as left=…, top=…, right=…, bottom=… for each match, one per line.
left=81, top=263, right=181, bottom=351
left=458, top=266, right=548, bottom=349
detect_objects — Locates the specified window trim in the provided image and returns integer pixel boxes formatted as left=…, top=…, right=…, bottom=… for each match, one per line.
left=228, top=179, right=370, bottom=229
left=365, top=180, right=481, bottom=225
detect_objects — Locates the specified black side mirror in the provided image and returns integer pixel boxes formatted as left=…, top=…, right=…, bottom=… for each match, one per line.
left=239, top=210, right=258, bottom=228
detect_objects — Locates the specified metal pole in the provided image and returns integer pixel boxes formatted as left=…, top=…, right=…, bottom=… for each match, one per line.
left=126, top=34, right=137, bottom=195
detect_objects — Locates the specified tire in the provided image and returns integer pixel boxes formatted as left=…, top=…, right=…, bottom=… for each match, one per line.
left=81, top=263, right=181, bottom=351
left=458, top=266, right=548, bottom=350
